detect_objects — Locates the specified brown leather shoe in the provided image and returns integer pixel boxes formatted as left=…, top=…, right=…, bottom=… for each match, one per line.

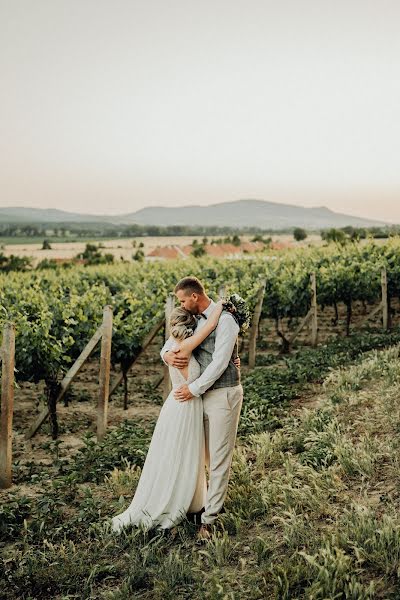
left=196, top=524, right=212, bottom=543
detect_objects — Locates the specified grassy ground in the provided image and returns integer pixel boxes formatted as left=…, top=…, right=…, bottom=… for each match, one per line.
left=2, top=332, right=400, bottom=598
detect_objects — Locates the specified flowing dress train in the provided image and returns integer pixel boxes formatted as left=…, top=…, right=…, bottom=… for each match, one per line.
left=111, top=355, right=206, bottom=532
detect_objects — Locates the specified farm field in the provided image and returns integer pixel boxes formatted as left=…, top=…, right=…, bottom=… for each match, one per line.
left=0, top=234, right=320, bottom=265
left=2, top=239, right=400, bottom=598
left=2, top=236, right=211, bottom=264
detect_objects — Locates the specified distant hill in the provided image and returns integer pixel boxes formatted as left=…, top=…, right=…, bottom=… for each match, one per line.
left=126, top=200, right=386, bottom=229
left=0, top=200, right=388, bottom=229
left=0, top=207, right=109, bottom=223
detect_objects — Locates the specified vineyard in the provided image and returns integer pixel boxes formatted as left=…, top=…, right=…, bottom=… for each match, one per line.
left=2, top=239, right=400, bottom=598
left=2, top=239, right=400, bottom=377
left=2, top=240, right=400, bottom=460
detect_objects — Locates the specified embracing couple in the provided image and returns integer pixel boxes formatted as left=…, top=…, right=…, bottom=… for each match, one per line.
left=111, top=276, right=243, bottom=542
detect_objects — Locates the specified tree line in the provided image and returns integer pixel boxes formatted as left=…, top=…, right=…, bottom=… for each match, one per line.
left=1, top=221, right=397, bottom=241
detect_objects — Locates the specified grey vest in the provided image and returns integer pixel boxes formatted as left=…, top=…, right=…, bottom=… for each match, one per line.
left=193, top=314, right=240, bottom=390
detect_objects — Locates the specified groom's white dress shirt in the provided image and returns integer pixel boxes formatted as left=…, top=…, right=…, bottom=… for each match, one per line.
left=161, top=299, right=239, bottom=397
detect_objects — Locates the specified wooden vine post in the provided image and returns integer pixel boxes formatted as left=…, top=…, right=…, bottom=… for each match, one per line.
left=287, top=272, right=318, bottom=350
left=163, top=294, right=175, bottom=398
left=97, top=305, right=113, bottom=442
left=248, top=280, right=266, bottom=368
left=359, top=267, right=389, bottom=330
left=0, top=322, right=15, bottom=489
left=311, top=272, right=318, bottom=347
left=381, top=267, right=388, bottom=330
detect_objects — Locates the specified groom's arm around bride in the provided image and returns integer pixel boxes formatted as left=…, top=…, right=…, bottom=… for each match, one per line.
left=160, top=303, right=239, bottom=401
left=173, top=310, right=239, bottom=402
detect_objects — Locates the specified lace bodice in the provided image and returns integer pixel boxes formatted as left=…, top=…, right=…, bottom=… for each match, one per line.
left=169, top=354, right=201, bottom=389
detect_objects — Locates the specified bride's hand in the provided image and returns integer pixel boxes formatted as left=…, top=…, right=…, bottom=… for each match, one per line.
left=215, top=299, right=224, bottom=312
left=207, top=299, right=224, bottom=324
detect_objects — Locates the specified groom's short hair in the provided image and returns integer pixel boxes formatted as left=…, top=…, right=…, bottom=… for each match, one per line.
left=174, top=276, right=205, bottom=296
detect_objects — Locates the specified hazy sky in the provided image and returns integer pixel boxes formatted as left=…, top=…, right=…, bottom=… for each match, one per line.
left=1, top=0, right=400, bottom=221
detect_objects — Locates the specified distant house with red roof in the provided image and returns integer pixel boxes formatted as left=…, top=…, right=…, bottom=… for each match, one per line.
left=147, top=245, right=188, bottom=260
left=240, top=241, right=265, bottom=253
left=270, top=241, right=290, bottom=250
left=181, top=243, right=243, bottom=258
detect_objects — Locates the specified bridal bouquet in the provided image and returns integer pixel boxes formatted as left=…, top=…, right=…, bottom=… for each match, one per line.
left=222, top=293, right=251, bottom=333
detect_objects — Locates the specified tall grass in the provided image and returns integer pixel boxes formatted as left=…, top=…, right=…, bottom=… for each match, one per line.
left=3, top=342, right=400, bottom=598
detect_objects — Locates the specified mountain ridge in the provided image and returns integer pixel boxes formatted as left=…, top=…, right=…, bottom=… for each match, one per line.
left=0, top=200, right=388, bottom=229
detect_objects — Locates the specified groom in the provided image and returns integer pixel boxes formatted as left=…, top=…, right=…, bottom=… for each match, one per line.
left=161, top=276, right=243, bottom=541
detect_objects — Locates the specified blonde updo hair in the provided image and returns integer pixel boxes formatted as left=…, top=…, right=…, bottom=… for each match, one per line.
left=170, top=307, right=197, bottom=340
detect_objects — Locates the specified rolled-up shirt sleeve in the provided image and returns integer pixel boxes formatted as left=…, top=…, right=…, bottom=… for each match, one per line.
left=188, top=315, right=239, bottom=397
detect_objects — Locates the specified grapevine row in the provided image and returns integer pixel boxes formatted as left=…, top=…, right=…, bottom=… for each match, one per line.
left=1, top=240, right=400, bottom=391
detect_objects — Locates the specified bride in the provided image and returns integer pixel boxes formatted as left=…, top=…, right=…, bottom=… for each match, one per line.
left=110, top=299, right=225, bottom=533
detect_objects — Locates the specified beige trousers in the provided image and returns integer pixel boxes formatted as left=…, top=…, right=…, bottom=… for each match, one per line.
left=201, top=384, right=243, bottom=525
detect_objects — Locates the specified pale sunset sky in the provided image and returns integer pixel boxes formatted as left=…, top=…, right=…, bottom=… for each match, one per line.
left=1, top=0, right=400, bottom=221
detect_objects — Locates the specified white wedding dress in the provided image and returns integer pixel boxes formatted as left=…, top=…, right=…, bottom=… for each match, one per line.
left=111, top=354, right=207, bottom=532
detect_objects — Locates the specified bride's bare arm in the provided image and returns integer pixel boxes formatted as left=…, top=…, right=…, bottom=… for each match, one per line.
left=178, top=301, right=224, bottom=355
